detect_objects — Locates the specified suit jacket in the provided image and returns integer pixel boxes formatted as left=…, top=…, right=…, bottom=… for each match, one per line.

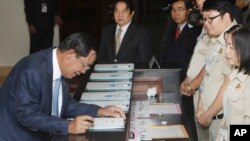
left=98, top=21, right=153, bottom=68
left=0, top=48, right=100, bottom=141
left=159, top=23, right=201, bottom=81
left=24, top=0, right=59, bottom=30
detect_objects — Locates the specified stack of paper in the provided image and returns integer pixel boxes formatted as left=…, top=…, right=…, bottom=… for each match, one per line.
left=86, top=81, right=132, bottom=91
left=83, top=100, right=130, bottom=112
left=81, top=91, right=131, bottom=101
left=90, top=72, right=133, bottom=81
left=94, top=63, right=134, bottom=72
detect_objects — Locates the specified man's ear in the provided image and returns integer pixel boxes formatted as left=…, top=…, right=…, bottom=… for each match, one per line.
left=64, top=49, right=76, bottom=59
left=131, top=11, right=135, bottom=17
left=223, top=12, right=231, bottom=21
left=86, top=50, right=97, bottom=64
left=65, top=49, right=75, bottom=54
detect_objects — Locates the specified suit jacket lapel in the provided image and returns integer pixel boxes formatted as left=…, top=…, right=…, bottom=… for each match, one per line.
left=43, top=49, right=53, bottom=115
left=179, top=24, right=189, bottom=39
left=117, top=22, right=136, bottom=55
left=60, top=78, right=68, bottom=117
left=110, top=25, right=117, bottom=57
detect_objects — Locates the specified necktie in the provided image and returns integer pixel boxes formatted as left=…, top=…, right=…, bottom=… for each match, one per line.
left=115, top=28, right=122, bottom=54
left=175, top=26, right=180, bottom=40
left=52, top=78, right=61, bottom=117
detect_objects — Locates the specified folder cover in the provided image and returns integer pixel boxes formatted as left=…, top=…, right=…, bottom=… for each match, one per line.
left=86, top=81, right=132, bottom=91
left=90, top=72, right=133, bottom=81
left=81, top=91, right=131, bottom=101
left=82, top=100, right=130, bottom=112
left=94, top=63, right=134, bottom=72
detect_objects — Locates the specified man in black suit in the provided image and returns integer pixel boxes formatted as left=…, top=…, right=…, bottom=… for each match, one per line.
left=160, top=0, right=201, bottom=80
left=98, top=0, right=153, bottom=68
left=24, top=0, right=63, bottom=54
left=159, top=0, right=201, bottom=141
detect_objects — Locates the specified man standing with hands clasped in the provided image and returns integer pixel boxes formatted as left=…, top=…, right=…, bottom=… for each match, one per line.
left=24, top=0, right=64, bottom=54
left=98, top=0, right=152, bottom=68
left=0, top=33, right=125, bottom=141
left=181, top=0, right=237, bottom=140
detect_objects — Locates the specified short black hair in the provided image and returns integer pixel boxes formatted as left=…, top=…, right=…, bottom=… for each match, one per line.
left=226, top=24, right=250, bottom=75
left=58, top=33, right=96, bottom=57
left=113, top=0, right=134, bottom=13
left=170, top=0, right=193, bottom=9
left=202, top=0, right=234, bottom=21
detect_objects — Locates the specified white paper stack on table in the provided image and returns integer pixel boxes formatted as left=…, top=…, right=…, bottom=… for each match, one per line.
left=90, top=72, right=133, bottom=81
left=94, top=63, right=134, bottom=72
left=81, top=63, right=134, bottom=131
left=85, top=81, right=132, bottom=91
left=83, top=100, right=130, bottom=113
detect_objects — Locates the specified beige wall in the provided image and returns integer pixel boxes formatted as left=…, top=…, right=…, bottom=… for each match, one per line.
left=0, top=0, right=59, bottom=67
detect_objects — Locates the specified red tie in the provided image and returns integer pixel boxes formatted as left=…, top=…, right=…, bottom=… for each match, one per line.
left=175, top=26, right=180, bottom=40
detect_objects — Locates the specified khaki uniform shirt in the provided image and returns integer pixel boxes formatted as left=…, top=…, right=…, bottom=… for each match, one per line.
left=187, top=28, right=208, bottom=80
left=186, top=28, right=209, bottom=110
left=199, top=21, right=237, bottom=112
left=223, top=70, right=250, bottom=125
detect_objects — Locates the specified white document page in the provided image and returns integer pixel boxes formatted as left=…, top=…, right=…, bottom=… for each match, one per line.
left=150, top=125, right=189, bottom=139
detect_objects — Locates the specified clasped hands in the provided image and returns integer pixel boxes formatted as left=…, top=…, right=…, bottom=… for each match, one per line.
left=180, top=79, right=195, bottom=96
left=68, top=105, right=125, bottom=134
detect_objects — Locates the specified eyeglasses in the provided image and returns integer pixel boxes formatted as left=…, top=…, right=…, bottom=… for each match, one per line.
left=171, top=8, right=186, bottom=13
left=83, top=63, right=91, bottom=70
left=79, top=58, right=91, bottom=70
left=202, top=13, right=225, bottom=24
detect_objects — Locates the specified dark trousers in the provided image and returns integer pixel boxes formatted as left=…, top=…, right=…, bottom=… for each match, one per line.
left=29, top=26, right=54, bottom=54
left=182, top=95, right=198, bottom=141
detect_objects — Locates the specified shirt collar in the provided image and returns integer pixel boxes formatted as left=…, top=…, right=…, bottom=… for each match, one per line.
left=116, top=21, right=131, bottom=32
left=177, top=22, right=187, bottom=32
left=53, top=48, right=62, bottom=81
left=230, top=69, right=249, bottom=83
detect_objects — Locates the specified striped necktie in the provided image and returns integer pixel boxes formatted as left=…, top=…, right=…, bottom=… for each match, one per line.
left=115, top=28, right=122, bottom=54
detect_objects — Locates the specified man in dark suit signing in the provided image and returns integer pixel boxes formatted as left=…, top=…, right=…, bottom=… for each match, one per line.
left=0, top=33, right=125, bottom=141
left=98, top=0, right=153, bottom=68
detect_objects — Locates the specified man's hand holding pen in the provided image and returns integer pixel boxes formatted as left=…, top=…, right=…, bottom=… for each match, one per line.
left=68, top=115, right=94, bottom=134
left=68, top=105, right=125, bottom=134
